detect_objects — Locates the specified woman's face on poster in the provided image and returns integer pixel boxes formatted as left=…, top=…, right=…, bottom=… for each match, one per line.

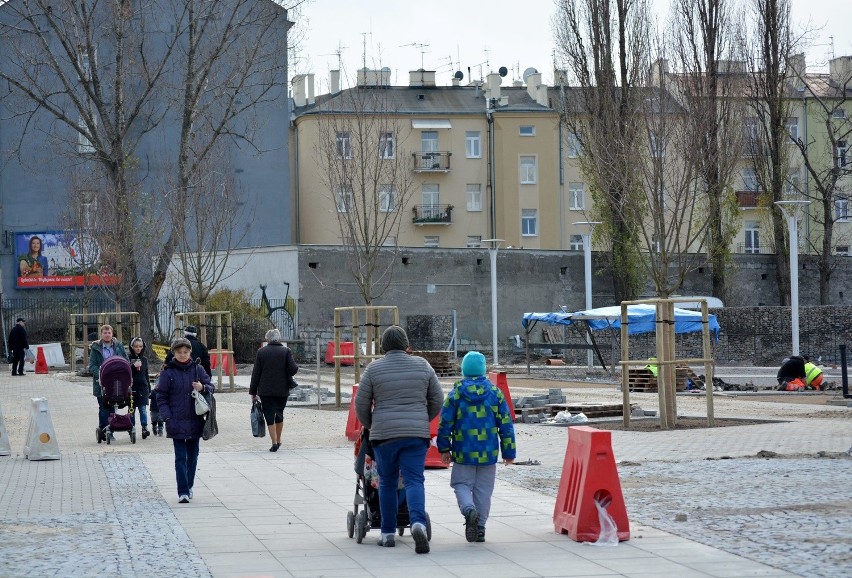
left=29, top=237, right=41, bottom=254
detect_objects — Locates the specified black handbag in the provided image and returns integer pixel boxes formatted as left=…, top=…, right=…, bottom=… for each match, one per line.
left=251, top=399, right=266, bottom=437
left=202, top=391, right=218, bottom=440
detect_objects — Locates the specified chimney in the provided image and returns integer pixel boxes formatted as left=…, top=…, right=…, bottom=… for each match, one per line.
left=485, top=72, right=502, bottom=102
left=358, top=67, right=392, bottom=87
left=525, top=72, right=547, bottom=106
left=330, top=69, right=340, bottom=94
left=306, top=73, right=315, bottom=105
left=291, top=74, right=307, bottom=107
left=650, top=59, right=669, bottom=87
left=553, top=69, right=569, bottom=86
left=452, top=76, right=460, bottom=86
left=829, top=56, right=852, bottom=85
left=787, top=53, right=806, bottom=90
left=409, top=69, right=436, bottom=87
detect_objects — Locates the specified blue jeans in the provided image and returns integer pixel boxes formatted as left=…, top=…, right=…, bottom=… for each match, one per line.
left=130, top=406, right=149, bottom=427
left=97, top=396, right=110, bottom=429
left=372, top=438, right=429, bottom=534
left=172, top=438, right=201, bottom=496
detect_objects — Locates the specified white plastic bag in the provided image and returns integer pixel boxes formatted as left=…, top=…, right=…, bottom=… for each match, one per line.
left=590, top=495, right=619, bottom=546
left=191, top=390, right=210, bottom=415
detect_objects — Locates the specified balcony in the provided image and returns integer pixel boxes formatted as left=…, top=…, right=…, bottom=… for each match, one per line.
left=736, top=243, right=764, bottom=254
left=412, top=151, right=452, bottom=172
left=736, top=191, right=762, bottom=208
left=412, top=204, right=453, bottom=225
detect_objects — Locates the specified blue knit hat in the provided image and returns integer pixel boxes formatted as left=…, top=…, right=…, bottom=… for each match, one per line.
left=461, top=351, right=487, bottom=377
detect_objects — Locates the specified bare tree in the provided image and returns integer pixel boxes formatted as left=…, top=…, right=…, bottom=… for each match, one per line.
left=788, top=57, right=852, bottom=304
left=553, top=0, right=651, bottom=302
left=0, top=0, right=291, bottom=344
left=670, top=0, right=745, bottom=302
left=313, top=84, right=417, bottom=305
left=743, top=0, right=797, bottom=305
left=171, top=152, right=251, bottom=310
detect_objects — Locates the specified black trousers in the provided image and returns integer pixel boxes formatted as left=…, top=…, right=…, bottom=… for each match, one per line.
left=11, top=349, right=25, bottom=375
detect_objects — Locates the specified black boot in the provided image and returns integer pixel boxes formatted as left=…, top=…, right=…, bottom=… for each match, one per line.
left=142, top=427, right=150, bottom=439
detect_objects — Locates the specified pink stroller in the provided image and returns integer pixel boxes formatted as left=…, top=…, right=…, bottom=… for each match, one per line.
left=97, top=357, right=136, bottom=444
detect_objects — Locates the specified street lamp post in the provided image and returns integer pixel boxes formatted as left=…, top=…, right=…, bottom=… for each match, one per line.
left=573, top=222, right=601, bottom=368
left=482, top=239, right=504, bottom=367
left=774, top=200, right=810, bottom=355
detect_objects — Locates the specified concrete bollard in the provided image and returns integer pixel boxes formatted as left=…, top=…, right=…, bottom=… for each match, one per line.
left=24, top=398, right=60, bottom=461
left=0, top=400, right=11, bottom=456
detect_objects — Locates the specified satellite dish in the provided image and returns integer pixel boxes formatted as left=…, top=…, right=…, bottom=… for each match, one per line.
left=522, top=67, right=539, bottom=83
left=381, top=66, right=391, bottom=72
left=454, top=70, right=464, bottom=80
left=498, top=66, right=508, bottom=78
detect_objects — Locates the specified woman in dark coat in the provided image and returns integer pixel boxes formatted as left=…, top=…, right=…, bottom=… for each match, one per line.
left=249, top=328, right=298, bottom=452
left=128, top=337, right=152, bottom=439
left=156, top=337, right=213, bottom=503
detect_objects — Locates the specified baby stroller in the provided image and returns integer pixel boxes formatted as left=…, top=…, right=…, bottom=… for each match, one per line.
left=96, top=356, right=136, bottom=444
left=346, top=428, right=431, bottom=544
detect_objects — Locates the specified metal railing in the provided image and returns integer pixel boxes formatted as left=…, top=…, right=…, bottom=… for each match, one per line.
left=412, top=204, right=453, bottom=224
left=411, top=151, right=452, bottom=171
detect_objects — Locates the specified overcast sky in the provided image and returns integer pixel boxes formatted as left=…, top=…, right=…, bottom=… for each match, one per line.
left=292, top=0, right=851, bottom=91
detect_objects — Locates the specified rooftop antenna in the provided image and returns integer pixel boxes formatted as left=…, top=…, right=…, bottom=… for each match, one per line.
left=361, top=30, right=373, bottom=70
left=400, top=42, right=431, bottom=70
left=319, top=41, right=347, bottom=72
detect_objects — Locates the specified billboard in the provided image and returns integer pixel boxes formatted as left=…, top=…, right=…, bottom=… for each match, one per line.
left=15, top=231, right=117, bottom=289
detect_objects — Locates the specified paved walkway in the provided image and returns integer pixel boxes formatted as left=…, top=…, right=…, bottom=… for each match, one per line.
left=2, top=371, right=848, bottom=577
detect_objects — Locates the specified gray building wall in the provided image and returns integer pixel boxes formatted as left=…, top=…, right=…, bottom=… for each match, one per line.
left=0, top=0, right=292, bottom=297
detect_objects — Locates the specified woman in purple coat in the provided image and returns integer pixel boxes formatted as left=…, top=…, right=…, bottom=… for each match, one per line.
left=155, top=337, right=214, bottom=503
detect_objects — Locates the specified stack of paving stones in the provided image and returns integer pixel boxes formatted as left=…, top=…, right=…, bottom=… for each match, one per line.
left=514, top=389, right=566, bottom=423
left=411, top=350, right=457, bottom=377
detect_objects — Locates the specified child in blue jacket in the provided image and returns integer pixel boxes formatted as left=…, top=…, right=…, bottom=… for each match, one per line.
left=437, top=351, right=516, bottom=543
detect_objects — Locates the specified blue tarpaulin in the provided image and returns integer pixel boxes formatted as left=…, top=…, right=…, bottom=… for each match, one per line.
left=522, top=304, right=721, bottom=338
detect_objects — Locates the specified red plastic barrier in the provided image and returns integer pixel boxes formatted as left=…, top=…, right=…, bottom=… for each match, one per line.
left=35, top=346, right=49, bottom=374
left=488, top=371, right=516, bottom=422
left=553, top=426, right=630, bottom=542
left=425, top=415, right=449, bottom=468
left=325, top=341, right=355, bottom=366
left=346, top=385, right=361, bottom=441
left=209, top=349, right=236, bottom=376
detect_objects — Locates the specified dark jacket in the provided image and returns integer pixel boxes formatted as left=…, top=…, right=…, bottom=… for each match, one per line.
left=9, top=324, right=28, bottom=352
left=355, top=350, right=444, bottom=441
left=777, top=355, right=806, bottom=382
left=164, top=335, right=211, bottom=376
left=155, top=359, right=213, bottom=439
left=249, top=342, right=298, bottom=397
left=129, top=342, right=151, bottom=403
left=89, top=340, right=128, bottom=396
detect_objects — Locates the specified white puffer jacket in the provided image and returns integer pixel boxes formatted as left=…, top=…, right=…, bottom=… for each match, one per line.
left=354, top=350, right=444, bottom=441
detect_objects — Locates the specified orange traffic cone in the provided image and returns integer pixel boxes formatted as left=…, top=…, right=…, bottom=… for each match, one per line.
left=35, top=346, right=49, bottom=374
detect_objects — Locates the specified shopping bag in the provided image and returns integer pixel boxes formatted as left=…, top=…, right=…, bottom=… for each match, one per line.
left=251, top=399, right=266, bottom=437
left=191, top=390, right=210, bottom=415
left=24, top=349, right=36, bottom=363
left=202, top=392, right=218, bottom=441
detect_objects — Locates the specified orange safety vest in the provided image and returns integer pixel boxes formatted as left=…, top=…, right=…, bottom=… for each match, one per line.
left=804, top=362, right=822, bottom=386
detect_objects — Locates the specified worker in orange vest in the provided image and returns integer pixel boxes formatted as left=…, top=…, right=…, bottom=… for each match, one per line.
left=803, top=356, right=824, bottom=390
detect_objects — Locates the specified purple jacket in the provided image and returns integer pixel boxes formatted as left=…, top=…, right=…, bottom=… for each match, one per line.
left=155, top=359, right=213, bottom=440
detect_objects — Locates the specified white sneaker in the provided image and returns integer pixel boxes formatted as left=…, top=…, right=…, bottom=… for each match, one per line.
left=188, top=488, right=193, bottom=499
left=178, top=495, right=189, bottom=503
left=411, top=522, right=429, bottom=554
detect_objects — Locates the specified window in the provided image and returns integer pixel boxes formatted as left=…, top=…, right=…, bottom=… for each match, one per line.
left=569, top=234, right=583, bottom=251
left=744, top=117, right=760, bottom=156
left=467, top=235, right=482, bottom=248
left=421, top=131, right=438, bottom=153
left=423, top=235, right=440, bottom=248
left=836, top=140, right=849, bottom=167
left=569, top=182, right=585, bottom=210
left=379, top=133, right=395, bottom=159
left=651, top=234, right=661, bottom=253
left=521, top=209, right=537, bottom=236
left=336, top=132, right=351, bottom=159
left=832, top=108, right=847, bottom=119
left=466, top=184, right=482, bottom=211
left=742, top=167, right=759, bottom=191
left=519, top=125, right=535, bottom=136
left=520, top=156, right=537, bottom=184
left=567, top=131, right=583, bottom=158
left=786, top=117, right=799, bottom=142
left=78, top=48, right=96, bottom=81
left=836, top=245, right=850, bottom=256
left=465, top=131, right=481, bottom=158
left=422, top=183, right=439, bottom=207
left=744, top=221, right=760, bottom=254
left=336, top=186, right=353, bottom=212
left=649, top=131, right=665, bottom=157
left=382, top=236, right=397, bottom=247
left=836, top=198, right=850, bottom=222
left=78, top=117, right=96, bottom=154
left=785, top=171, right=801, bottom=195
left=379, top=185, right=396, bottom=212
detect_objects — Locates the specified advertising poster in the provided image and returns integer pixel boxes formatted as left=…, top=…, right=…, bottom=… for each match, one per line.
left=15, top=231, right=117, bottom=289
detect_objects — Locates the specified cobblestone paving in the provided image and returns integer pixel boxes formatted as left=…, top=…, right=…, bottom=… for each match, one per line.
left=498, top=453, right=852, bottom=578
left=0, top=454, right=210, bottom=578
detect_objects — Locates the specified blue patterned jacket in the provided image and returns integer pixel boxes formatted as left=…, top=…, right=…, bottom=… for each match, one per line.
left=436, top=376, right=516, bottom=465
